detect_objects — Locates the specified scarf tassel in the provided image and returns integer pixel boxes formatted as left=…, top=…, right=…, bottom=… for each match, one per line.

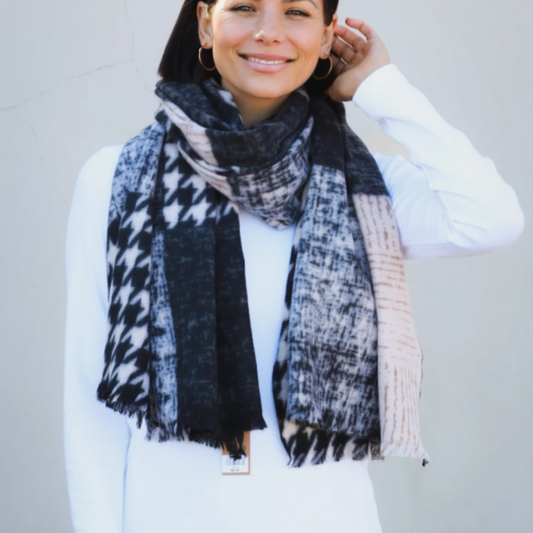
left=95, top=389, right=147, bottom=432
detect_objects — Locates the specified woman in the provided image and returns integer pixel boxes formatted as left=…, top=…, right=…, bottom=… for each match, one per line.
left=63, top=0, right=524, bottom=532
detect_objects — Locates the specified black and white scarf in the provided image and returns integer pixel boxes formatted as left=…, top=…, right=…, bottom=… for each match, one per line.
left=96, top=78, right=430, bottom=468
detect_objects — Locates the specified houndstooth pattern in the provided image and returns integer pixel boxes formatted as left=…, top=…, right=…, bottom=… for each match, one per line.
left=98, top=114, right=238, bottom=434
left=97, top=123, right=164, bottom=421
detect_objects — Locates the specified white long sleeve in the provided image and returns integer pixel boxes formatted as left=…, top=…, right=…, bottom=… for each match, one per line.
left=64, top=146, right=130, bottom=533
left=63, top=63, right=525, bottom=533
left=352, top=63, right=525, bottom=259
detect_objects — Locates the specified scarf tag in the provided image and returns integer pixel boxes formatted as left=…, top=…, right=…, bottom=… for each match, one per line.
left=221, top=431, right=250, bottom=475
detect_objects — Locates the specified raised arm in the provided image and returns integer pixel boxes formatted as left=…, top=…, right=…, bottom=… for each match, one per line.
left=63, top=146, right=130, bottom=533
left=351, top=63, right=525, bottom=259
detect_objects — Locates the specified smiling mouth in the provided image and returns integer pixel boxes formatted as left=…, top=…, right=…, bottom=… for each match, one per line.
left=239, top=54, right=294, bottom=65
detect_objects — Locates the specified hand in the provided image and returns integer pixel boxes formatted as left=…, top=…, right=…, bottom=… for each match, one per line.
left=326, top=18, right=392, bottom=102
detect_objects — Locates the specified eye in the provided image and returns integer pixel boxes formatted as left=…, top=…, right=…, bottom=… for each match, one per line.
left=231, top=4, right=255, bottom=12
left=286, top=9, right=310, bottom=17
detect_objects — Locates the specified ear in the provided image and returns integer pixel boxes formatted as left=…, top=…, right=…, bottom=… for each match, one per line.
left=197, top=1, right=214, bottom=48
left=320, top=13, right=338, bottom=58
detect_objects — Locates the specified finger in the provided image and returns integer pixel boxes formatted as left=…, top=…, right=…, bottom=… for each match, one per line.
left=334, top=24, right=368, bottom=52
left=330, top=54, right=346, bottom=77
left=330, top=54, right=345, bottom=76
left=344, top=18, right=376, bottom=42
left=331, top=36, right=357, bottom=64
left=334, top=30, right=366, bottom=56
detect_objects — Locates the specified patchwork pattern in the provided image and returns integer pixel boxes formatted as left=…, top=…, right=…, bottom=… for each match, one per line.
left=97, top=77, right=430, bottom=467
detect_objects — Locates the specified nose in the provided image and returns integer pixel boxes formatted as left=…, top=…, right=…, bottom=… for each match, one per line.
left=253, top=11, right=286, bottom=45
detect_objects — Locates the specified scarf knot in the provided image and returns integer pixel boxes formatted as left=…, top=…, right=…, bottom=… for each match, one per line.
left=155, top=79, right=318, bottom=229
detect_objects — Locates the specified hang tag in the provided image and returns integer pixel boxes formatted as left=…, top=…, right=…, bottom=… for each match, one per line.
left=221, top=431, right=250, bottom=475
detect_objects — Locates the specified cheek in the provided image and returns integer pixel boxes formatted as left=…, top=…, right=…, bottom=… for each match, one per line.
left=212, top=17, right=252, bottom=60
left=290, top=25, right=324, bottom=60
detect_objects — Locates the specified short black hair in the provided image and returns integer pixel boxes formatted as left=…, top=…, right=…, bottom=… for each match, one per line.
left=157, top=0, right=340, bottom=93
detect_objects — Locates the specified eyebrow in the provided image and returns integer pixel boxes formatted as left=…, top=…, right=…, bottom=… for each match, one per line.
left=247, top=0, right=319, bottom=8
left=284, top=0, right=318, bottom=7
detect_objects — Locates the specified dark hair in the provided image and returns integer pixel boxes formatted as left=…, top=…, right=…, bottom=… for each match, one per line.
left=157, top=0, right=340, bottom=93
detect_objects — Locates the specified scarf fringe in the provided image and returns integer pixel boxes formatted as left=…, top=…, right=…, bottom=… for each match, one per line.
left=217, top=420, right=268, bottom=460
left=96, top=391, right=147, bottom=431
left=97, top=389, right=266, bottom=460
left=283, top=432, right=378, bottom=469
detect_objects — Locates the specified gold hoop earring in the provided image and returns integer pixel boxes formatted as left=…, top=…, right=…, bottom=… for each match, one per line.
left=198, top=46, right=216, bottom=72
left=313, top=55, right=333, bottom=80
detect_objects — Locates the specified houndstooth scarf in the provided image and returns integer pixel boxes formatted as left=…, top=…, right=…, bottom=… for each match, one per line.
left=96, top=77, right=430, bottom=468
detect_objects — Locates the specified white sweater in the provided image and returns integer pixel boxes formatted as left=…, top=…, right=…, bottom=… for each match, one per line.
left=64, top=63, right=525, bottom=533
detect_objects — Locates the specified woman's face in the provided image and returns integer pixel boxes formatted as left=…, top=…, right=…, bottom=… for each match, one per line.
left=198, top=0, right=337, bottom=105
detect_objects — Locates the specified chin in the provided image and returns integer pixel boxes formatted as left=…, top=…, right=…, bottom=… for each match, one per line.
left=236, top=77, right=303, bottom=101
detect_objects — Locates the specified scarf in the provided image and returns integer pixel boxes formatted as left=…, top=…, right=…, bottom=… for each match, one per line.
left=96, top=77, right=430, bottom=468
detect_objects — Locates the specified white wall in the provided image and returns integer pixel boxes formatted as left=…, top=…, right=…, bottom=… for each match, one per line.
left=0, top=1, right=531, bottom=532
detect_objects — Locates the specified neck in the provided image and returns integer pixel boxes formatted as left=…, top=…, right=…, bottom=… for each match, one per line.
left=221, top=79, right=289, bottom=129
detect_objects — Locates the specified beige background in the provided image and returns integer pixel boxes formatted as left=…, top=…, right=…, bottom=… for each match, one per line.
left=0, top=0, right=531, bottom=532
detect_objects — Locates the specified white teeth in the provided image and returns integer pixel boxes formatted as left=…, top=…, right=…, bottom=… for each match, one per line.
left=246, top=57, right=286, bottom=65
